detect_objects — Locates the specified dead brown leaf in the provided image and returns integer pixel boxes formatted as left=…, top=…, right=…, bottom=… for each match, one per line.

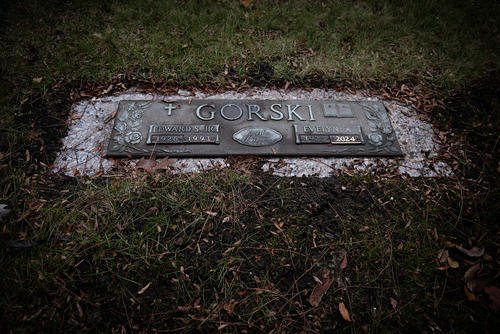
left=484, top=286, right=500, bottom=311
left=340, top=254, right=348, bottom=270
left=155, top=158, right=175, bottom=170
left=136, top=158, right=157, bottom=172
left=437, top=249, right=449, bottom=263
left=463, top=285, right=477, bottom=301
left=177, top=305, right=191, bottom=312
left=240, top=0, right=252, bottom=8
left=193, top=298, right=201, bottom=310
left=464, top=264, right=481, bottom=292
left=339, top=302, right=352, bottom=322
left=223, top=300, right=237, bottom=315
left=447, top=257, right=459, bottom=268
left=205, top=211, right=217, bottom=217
left=390, top=297, right=398, bottom=310
left=102, top=84, right=113, bottom=95
left=104, top=110, right=117, bottom=124
left=455, top=245, right=485, bottom=258
left=309, top=269, right=333, bottom=307
left=218, top=323, right=231, bottom=330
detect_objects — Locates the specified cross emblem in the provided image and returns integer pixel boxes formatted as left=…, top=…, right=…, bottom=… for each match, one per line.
left=164, top=103, right=176, bottom=116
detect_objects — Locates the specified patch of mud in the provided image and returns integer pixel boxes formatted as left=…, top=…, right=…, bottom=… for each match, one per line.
left=52, top=88, right=453, bottom=177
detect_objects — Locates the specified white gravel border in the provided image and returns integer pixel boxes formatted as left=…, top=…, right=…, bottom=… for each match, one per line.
left=52, top=88, right=453, bottom=178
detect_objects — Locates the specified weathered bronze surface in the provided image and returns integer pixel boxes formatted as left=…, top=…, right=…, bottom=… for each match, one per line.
left=106, top=100, right=403, bottom=157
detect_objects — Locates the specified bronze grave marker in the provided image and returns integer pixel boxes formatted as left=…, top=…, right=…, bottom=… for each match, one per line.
left=106, top=100, right=403, bottom=157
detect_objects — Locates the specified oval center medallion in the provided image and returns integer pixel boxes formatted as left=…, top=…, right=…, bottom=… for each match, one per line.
left=232, top=127, right=283, bottom=147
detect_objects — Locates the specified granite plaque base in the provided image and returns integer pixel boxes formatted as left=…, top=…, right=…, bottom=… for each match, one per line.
left=106, top=100, right=403, bottom=157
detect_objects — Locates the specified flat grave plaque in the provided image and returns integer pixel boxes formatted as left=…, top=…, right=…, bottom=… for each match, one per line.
left=106, top=100, right=403, bottom=157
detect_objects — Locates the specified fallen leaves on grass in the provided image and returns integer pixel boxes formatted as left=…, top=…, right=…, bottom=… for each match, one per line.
left=437, top=249, right=449, bottom=263
left=390, top=297, right=398, bottom=310
left=484, top=286, right=500, bottom=311
left=340, top=254, right=348, bottom=270
left=101, top=84, right=114, bottom=95
left=309, top=269, right=333, bottom=307
left=464, top=264, right=481, bottom=292
left=205, top=211, right=218, bottom=217
left=463, top=285, right=477, bottom=301
left=218, top=323, right=231, bottom=331
left=136, top=158, right=157, bottom=172
left=447, top=256, right=459, bottom=268
left=136, top=158, right=174, bottom=171
left=462, top=264, right=500, bottom=311
left=223, top=300, right=237, bottom=315
left=155, top=158, right=174, bottom=170
left=339, top=302, right=352, bottom=322
left=455, top=245, right=485, bottom=258
left=240, top=0, right=252, bottom=8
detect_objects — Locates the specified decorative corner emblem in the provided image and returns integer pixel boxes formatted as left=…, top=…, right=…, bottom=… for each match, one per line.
left=109, top=101, right=151, bottom=154
left=232, top=127, right=282, bottom=147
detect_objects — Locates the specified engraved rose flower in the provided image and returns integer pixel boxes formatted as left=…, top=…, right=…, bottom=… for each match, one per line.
left=368, top=133, right=383, bottom=145
left=125, top=131, right=142, bottom=144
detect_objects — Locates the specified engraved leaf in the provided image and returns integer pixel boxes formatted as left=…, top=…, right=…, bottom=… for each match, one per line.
left=113, top=135, right=125, bottom=145
left=367, top=120, right=378, bottom=129
left=114, top=122, right=127, bottom=133
left=117, top=110, right=128, bottom=122
left=128, top=119, right=141, bottom=129
left=137, top=101, right=153, bottom=109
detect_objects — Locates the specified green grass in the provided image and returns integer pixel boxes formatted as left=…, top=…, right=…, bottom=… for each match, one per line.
left=1, top=0, right=499, bottom=332
left=1, top=0, right=499, bottom=96
left=1, top=172, right=497, bottom=332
